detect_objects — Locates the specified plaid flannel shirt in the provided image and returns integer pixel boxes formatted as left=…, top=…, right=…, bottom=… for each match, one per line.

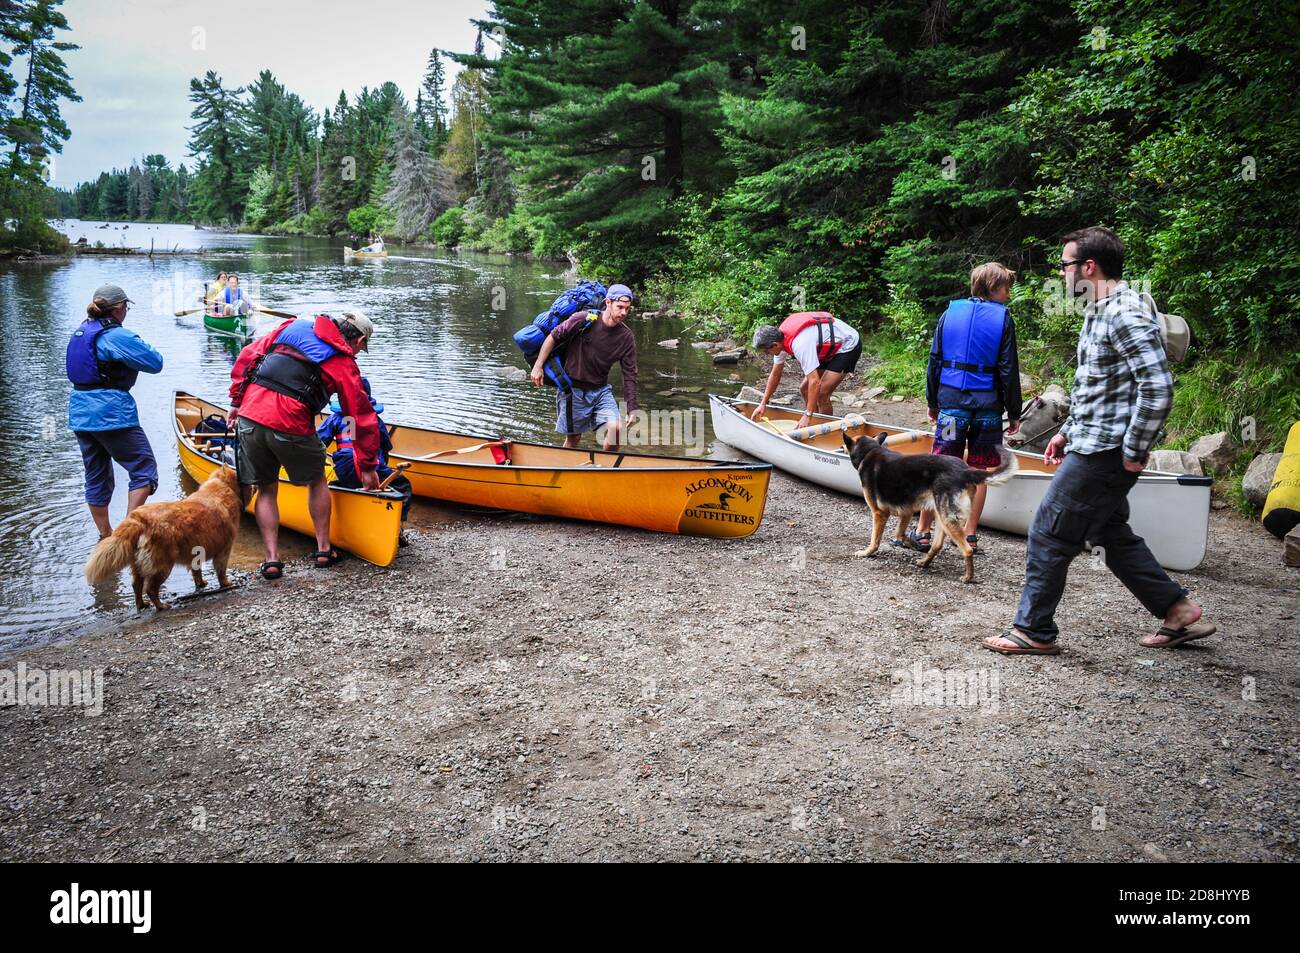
left=1060, top=281, right=1173, bottom=461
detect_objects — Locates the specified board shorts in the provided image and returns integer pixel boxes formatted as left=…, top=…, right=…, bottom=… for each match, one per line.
left=74, top=426, right=158, bottom=507
left=932, top=408, right=1004, bottom=469
left=236, top=417, right=325, bottom=486
left=556, top=384, right=620, bottom=436
left=818, top=338, right=863, bottom=374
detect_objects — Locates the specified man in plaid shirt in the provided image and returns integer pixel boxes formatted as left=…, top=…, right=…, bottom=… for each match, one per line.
left=983, top=227, right=1215, bottom=656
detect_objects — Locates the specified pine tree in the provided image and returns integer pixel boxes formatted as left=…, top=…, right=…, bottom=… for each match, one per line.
left=3, top=0, right=80, bottom=186
left=420, top=48, right=448, bottom=147
left=186, top=70, right=251, bottom=223
left=383, top=103, right=452, bottom=240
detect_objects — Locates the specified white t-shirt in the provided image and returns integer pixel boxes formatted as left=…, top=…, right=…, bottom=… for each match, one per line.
left=774, top=317, right=859, bottom=373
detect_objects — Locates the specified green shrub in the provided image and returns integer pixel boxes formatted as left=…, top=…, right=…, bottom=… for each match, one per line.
left=430, top=206, right=467, bottom=246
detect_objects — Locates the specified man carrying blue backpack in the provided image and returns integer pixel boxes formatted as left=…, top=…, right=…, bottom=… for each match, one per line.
left=527, top=284, right=639, bottom=450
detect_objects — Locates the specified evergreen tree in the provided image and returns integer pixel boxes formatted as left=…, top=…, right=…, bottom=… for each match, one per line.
left=186, top=70, right=251, bottom=223
left=2, top=0, right=80, bottom=186
left=420, top=48, right=448, bottom=147
left=383, top=103, right=453, bottom=239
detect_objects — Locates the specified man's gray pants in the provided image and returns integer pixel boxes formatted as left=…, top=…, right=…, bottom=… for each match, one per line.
left=1014, top=447, right=1187, bottom=642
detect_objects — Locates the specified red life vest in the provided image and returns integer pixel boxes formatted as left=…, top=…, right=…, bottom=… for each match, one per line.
left=778, top=312, right=841, bottom=363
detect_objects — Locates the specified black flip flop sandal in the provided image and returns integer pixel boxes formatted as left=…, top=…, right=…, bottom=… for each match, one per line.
left=311, top=549, right=342, bottom=568
left=982, top=630, right=1061, bottom=656
left=259, top=561, right=284, bottom=580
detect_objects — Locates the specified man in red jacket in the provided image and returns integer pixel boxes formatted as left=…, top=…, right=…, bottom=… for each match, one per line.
left=229, top=312, right=380, bottom=578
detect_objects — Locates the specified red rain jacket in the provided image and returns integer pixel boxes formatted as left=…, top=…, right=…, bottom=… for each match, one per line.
left=229, top=316, right=380, bottom=473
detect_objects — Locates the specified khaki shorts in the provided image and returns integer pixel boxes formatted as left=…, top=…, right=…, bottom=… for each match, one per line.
left=236, top=418, right=325, bottom=486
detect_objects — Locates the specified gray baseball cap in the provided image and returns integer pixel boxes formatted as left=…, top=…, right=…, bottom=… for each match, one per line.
left=606, top=284, right=634, bottom=302
left=92, top=284, right=133, bottom=307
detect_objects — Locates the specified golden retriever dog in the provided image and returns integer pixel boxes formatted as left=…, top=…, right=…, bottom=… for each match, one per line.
left=84, top=467, right=242, bottom=610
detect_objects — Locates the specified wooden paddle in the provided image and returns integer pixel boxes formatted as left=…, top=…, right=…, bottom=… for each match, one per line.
left=254, top=307, right=296, bottom=320
left=377, top=462, right=411, bottom=490
left=412, top=440, right=509, bottom=461
left=174, top=306, right=205, bottom=317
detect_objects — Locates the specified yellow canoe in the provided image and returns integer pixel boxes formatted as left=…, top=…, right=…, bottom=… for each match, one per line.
left=376, top=417, right=772, bottom=538
left=343, top=246, right=388, bottom=260
left=174, top=391, right=405, bottom=567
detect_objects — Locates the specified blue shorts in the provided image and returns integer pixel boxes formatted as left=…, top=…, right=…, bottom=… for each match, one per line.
left=74, top=426, right=158, bottom=506
left=556, top=385, right=620, bottom=436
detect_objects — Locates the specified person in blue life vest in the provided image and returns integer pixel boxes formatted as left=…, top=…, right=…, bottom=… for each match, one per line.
left=909, top=262, right=1023, bottom=553
left=213, top=273, right=253, bottom=317
left=66, top=284, right=165, bottom=540
left=317, top=378, right=413, bottom=529
left=749, top=311, right=864, bottom=430
left=359, top=237, right=384, bottom=254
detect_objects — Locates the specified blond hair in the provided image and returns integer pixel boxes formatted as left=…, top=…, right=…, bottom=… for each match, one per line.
left=970, top=262, right=1015, bottom=299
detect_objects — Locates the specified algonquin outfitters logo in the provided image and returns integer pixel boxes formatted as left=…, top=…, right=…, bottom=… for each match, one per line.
left=678, top=474, right=760, bottom=535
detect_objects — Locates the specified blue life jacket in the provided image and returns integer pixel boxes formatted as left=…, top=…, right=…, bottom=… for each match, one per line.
left=937, top=299, right=1006, bottom=392
left=65, top=317, right=138, bottom=391
left=513, top=280, right=608, bottom=389
left=247, top=319, right=339, bottom=410
left=322, top=399, right=390, bottom=465
left=220, top=286, right=245, bottom=304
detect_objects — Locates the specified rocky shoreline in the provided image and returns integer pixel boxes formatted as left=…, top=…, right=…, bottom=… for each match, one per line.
left=1, top=399, right=1295, bottom=862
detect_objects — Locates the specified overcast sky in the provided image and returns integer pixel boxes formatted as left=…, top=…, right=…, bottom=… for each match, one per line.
left=48, top=0, right=490, bottom=187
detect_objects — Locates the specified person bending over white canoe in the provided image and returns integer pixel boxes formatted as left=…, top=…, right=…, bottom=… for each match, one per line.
left=750, top=311, right=863, bottom=430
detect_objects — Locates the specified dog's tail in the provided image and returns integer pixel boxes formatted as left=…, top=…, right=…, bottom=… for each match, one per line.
left=970, top=448, right=1019, bottom=487
left=84, top=518, right=143, bottom=584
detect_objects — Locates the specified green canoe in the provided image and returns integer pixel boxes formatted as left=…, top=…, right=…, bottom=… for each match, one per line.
left=203, top=312, right=251, bottom=337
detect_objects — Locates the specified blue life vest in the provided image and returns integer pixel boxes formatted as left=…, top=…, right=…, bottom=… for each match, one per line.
left=513, top=280, right=608, bottom=389
left=937, top=299, right=1006, bottom=392
left=220, top=286, right=245, bottom=304
left=65, top=317, right=138, bottom=391
left=247, top=319, right=339, bottom=410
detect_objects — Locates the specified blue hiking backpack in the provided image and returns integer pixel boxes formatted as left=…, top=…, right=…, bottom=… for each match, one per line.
left=513, top=280, right=608, bottom=389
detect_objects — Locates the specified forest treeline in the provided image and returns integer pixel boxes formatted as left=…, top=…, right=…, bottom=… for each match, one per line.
left=65, top=2, right=1298, bottom=359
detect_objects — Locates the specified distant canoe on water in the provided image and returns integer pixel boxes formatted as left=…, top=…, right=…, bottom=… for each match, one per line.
left=709, top=394, right=1212, bottom=570
left=343, top=246, right=388, bottom=260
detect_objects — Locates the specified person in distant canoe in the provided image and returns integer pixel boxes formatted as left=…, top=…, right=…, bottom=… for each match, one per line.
left=529, top=283, right=639, bottom=450
left=318, top=377, right=412, bottom=525
left=749, top=312, right=863, bottom=430
left=908, top=262, right=1023, bottom=554
left=205, top=272, right=228, bottom=304
left=213, top=273, right=253, bottom=317
left=360, top=237, right=385, bottom=254
left=66, top=284, right=164, bottom=540
left=229, top=311, right=381, bottom=578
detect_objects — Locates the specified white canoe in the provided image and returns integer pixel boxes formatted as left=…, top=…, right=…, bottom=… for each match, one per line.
left=709, top=395, right=1211, bottom=571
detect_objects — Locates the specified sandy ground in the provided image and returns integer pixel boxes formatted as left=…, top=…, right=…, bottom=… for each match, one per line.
left=1, top=393, right=1296, bottom=862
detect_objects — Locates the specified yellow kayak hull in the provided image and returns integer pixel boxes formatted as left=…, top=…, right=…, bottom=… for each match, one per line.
left=380, top=420, right=772, bottom=538
left=174, top=392, right=404, bottom=567
left=343, top=246, right=388, bottom=259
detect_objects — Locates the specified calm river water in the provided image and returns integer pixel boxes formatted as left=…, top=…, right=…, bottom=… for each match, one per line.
left=0, top=221, right=760, bottom=648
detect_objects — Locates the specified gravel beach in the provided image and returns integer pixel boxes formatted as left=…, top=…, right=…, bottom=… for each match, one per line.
left=1, top=396, right=1296, bottom=862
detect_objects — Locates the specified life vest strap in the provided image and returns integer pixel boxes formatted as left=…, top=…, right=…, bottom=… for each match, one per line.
left=940, top=359, right=997, bottom=373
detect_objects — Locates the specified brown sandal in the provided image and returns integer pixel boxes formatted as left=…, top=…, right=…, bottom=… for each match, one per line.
left=1140, top=621, right=1216, bottom=648
left=981, top=631, right=1061, bottom=656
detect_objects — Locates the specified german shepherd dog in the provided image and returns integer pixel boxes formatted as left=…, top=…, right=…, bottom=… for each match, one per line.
left=843, top=432, right=1018, bottom=584
left=84, top=467, right=242, bottom=610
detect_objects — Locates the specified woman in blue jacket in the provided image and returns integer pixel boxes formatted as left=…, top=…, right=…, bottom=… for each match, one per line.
left=66, top=284, right=164, bottom=539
